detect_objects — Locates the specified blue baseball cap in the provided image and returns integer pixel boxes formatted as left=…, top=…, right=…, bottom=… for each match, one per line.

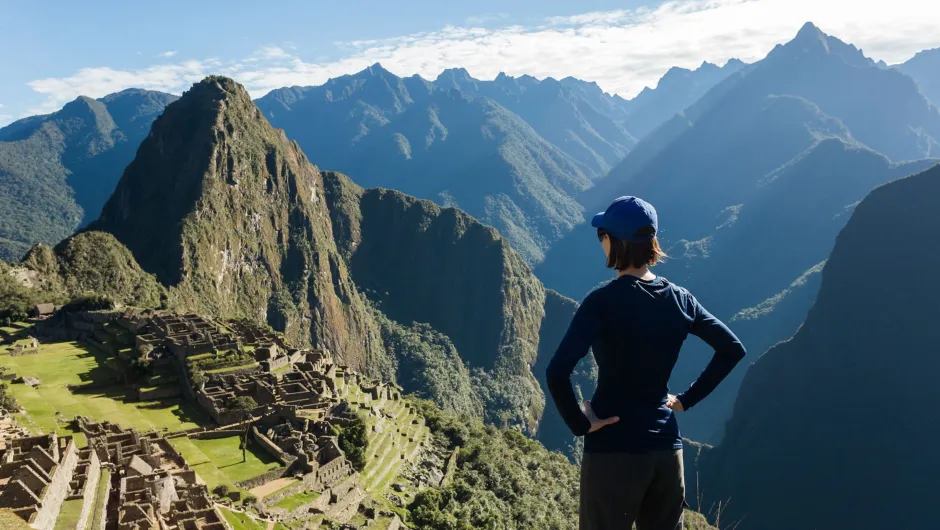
left=591, top=196, right=658, bottom=242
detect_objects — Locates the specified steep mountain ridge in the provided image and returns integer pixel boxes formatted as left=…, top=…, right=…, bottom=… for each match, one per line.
left=321, top=171, right=549, bottom=432
left=897, top=47, right=940, bottom=108
left=435, top=68, right=637, bottom=178
left=93, top=76, right=389, bottom=373
left=618, top=59, right=746, bottom=139
left=697, top=163, right=940, bottom=530
left=0, top=89, right=177, bottom=261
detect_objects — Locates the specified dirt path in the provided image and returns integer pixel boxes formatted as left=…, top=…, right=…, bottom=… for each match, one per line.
left=250, top=476, right=297, bottom=499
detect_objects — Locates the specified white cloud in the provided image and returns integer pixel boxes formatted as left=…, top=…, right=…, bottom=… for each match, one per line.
left=159, top=50, right=178, bottom=58
left=21, top=0, right=940, bottom=116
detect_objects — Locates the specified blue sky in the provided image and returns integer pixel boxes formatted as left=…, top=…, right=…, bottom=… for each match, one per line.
left=2, top=0, right=939, bottom=125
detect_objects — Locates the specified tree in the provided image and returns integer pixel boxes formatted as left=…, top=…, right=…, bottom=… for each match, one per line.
left=330, top=413, right=368, bottom=472
left=228, top=396, right=258, bottom=462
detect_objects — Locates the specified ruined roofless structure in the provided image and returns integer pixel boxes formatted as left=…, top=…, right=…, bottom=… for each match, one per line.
left=197, top=351, right=339, bottom=425
left=75, top=418, right=225, bottom=530
left=0, top=432, right=80, bottom=530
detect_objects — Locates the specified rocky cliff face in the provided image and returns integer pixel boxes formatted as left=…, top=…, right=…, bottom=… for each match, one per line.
left=697, top=163, right=940, bottom=530
left=93, top=77, right=388, bottom=372
left=322, top=171, right=548, bottom=432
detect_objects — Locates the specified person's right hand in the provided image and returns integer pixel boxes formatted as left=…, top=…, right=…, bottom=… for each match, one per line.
left=583, top=399, right=619, bottom=433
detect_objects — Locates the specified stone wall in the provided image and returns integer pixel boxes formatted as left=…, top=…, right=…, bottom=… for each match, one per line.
left=74, top=449, right=101, bottom=530
left=234, top=467, right=286, bottom=490
left=31, top=438, right=79, bottom=530
left=189, top=430, right=243, bottom=440
left=250, top=427, right=295, bottom=466
left=260, top=481, right=305, bottom=505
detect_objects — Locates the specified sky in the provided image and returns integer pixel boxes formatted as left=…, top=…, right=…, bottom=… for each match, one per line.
left=1, top=0, right=940, bottom=126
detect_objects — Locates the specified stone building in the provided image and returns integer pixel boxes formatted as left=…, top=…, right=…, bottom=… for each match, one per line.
left=197, top=356, right=338, bottom=425
left=76, top=419, right=225, bottom=530
left=0, top=433, right=78, bottom=529
left=254, top=414, right=354, bottom=491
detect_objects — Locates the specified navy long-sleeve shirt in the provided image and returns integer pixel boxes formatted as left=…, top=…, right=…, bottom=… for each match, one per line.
left=546, top=275, right=746, bottom=453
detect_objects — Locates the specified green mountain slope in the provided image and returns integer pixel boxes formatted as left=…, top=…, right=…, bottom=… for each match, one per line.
left=0, top=90, right=177, bottom=261
left=696, top=163, right=940, bottom=530
left=322, top=171, right=548, bottom=432
left=92, top=76, right=391, bottom=376
left=255, top=64, right=590, bottom=265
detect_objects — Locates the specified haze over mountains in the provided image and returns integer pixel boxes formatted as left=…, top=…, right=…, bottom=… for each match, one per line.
left=0, top=57, right=739, bottom=267
left=537, top=22, right=940, bottom=439
left=0, top=90, right=178, bottom=261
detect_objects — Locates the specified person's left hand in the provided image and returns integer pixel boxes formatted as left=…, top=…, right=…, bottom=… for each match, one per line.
left=666, top=394, right=685, bottom=412
left=583, top=399, right=619, bottom=433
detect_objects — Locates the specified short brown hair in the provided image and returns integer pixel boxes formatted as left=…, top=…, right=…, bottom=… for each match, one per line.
left=598, top=226, right=667, bottom=271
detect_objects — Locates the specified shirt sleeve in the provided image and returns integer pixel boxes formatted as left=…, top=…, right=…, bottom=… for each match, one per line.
left=545, top=291, right=602, bottom=437
left=676, top=295, right=747, bottom=410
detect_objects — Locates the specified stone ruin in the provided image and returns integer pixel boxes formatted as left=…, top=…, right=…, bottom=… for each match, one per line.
left=5, top=337, right=39, bottom=357
left=76, top=417, right=226, bottom=530
left=0, top=432, right=79, bottom=530
left=197, top=351, right=339, bottom=425
left=125, top=311, right=238, bottom=363
left=255, top=413, right=353, bottom=490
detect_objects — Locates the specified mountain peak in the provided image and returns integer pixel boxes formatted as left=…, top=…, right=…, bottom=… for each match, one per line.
left=772, top=22, right=874, bottom=68
left=795, top=21, right=824, bottom=41
left=436, top=67, right=474, bottom=83
left=367, top=62, right=391, bottom=75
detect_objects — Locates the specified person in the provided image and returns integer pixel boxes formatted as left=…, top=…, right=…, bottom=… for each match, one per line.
left=546, top=196, right=746, bottom=530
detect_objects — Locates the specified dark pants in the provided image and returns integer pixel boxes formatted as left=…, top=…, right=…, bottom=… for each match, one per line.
left=580, top=449, right=686, bottom=530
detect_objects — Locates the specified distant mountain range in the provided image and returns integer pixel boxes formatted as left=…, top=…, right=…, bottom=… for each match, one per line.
left=0, top=90, right=178, bottom=261
left=255, top=62, right=743, bottom=264
left=896, top=47, right=940, bottom=108
left=537, top=22, right=940, bottom=440
left=695, top=163, right=940, bottom=530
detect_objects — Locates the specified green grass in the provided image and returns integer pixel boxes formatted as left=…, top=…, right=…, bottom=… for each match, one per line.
left=274, top=490, right=320, bottom=511
left=53, top=498, right=84, bottom=530
left=89, top=469, right=110, bottom=530
left=217, top=506, right=290, bottom=530
left=168, top=435, right=281, bottom=493
left=0, top=341, right=206, bottom=442
left=205, top=362, right=258, bottom=374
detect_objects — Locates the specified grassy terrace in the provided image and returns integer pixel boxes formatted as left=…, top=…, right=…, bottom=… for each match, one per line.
left=218, top=506, right=289, bottom=530
left=0, top=341, right=205, bottom=444
left=53, top=498, right=83, bottom=530
left=89, top=469, right=110, bottom=530
left=169, top=435, right=281, bottom=493
left=274, top=489, right=321, bottom=511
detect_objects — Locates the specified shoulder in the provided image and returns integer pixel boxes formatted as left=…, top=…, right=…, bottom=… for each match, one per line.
left=581, top=283, right=609, bottom=308
left=662, top=278, right=699, bottom=312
